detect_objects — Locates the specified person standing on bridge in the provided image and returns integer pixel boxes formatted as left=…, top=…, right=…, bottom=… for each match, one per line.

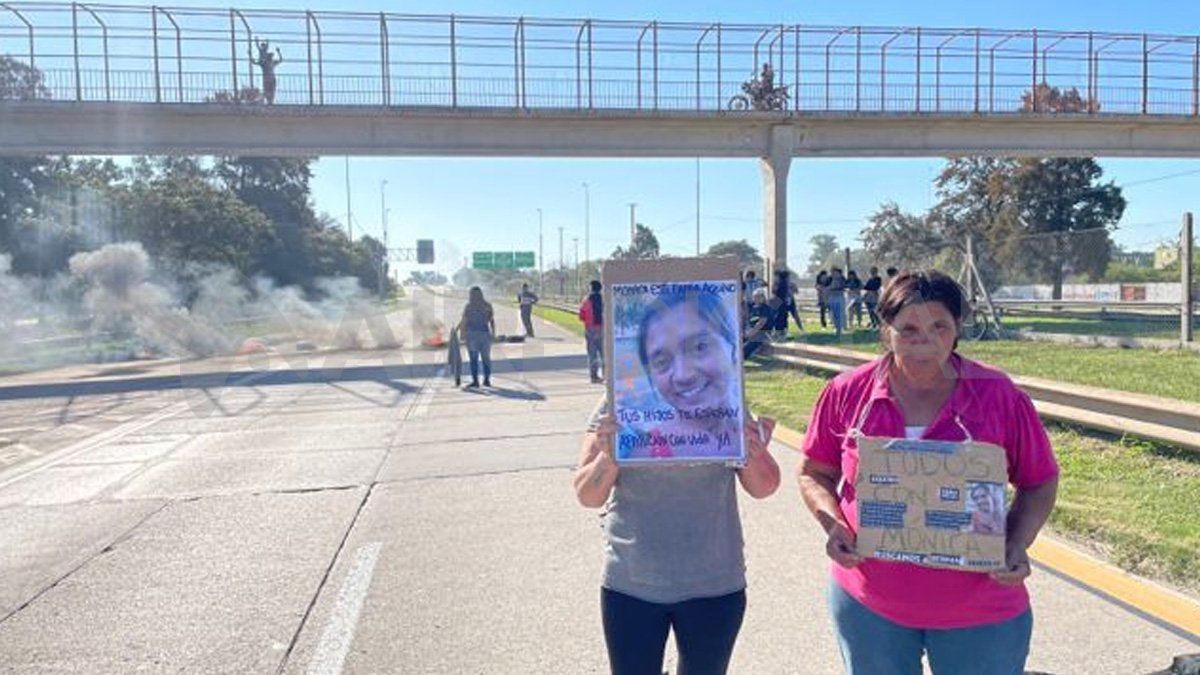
left=796, top=270, right=1059, bottom=675
left=252, top=40, right=283, bottom=105
left=517, top=283, right=539, bottom=338
left=579, top=280, right=604, bottom=384
left=459, top=286, right=495, bottom=388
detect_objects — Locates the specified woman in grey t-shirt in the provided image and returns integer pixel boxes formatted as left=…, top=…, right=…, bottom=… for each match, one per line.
left=573, top=293, right=781, bottom=674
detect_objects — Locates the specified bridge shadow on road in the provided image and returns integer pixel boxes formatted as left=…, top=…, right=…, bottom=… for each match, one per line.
left=0, top=353, right=587, bottom=402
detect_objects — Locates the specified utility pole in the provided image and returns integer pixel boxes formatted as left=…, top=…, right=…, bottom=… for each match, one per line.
left=573, top=237, right=580, bottom=296
left=582, top=182, right=590, bottom=265
left=537, top=208, right=544, bottom=296
left=628, top=203, right=637, bottom=249
left=695, top=158, right=701, bottom=256
left=558, top=226, right=565, bottom=295
left=345, top=156, right=352, bottom=241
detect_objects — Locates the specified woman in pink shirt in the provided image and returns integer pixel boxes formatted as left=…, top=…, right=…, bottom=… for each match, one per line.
left=797, top=270, right=1059, bottom=675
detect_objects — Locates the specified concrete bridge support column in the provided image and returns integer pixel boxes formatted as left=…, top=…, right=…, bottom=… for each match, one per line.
left=761, top=125, right=795, bottom=281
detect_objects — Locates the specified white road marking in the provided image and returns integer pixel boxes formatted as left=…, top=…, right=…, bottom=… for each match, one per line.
left=409, top=367, right=444, bottom=419
left=0, top=403, right=187, bottom=491
left=306, top=542, right=383, bottom=675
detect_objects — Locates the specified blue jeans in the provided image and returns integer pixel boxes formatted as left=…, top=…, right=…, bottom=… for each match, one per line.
left=827, top=295, right=846, bottom=335
left=828, top=582, right=1032, bottom=675
left=585, top=327, right=604, bottom=380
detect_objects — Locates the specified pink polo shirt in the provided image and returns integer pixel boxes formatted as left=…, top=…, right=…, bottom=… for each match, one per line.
left=802, top=353, right=1059, bottom=629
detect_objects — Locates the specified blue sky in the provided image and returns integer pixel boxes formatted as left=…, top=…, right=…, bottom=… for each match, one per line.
left=172, top=0, right=1200, bottom=277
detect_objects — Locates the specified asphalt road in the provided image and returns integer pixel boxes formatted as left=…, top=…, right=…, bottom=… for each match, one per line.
left=0, top=288, right=1195, bottom=674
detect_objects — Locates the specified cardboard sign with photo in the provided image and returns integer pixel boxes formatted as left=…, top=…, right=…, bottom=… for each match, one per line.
left=602, top=257, right=746, bottom=466
left=853, top=436, right=1009, bottom=572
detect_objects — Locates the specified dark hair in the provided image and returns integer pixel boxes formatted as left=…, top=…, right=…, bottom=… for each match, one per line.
left=876, top=269, right=968, bottom=349
left=637, top=291, right=737, bottom=377
left=885, top=267, right=899, bottom=277
left=468, top=286, right=486, bottom=306
left=847, top=270, right=860, bottom=279
left=588, top=280, right=602, bottom=323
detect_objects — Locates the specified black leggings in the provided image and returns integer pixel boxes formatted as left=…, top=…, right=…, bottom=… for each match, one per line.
left=601, top=587, right=746, bottom=675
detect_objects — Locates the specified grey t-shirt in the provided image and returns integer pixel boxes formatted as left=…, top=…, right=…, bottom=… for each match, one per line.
left=588, top=397, right=746, bottom=604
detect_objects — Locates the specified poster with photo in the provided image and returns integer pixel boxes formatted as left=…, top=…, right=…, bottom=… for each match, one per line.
left=602, top=257, right=746, bottom=466
left=853, top=436, right=1009, bottom=572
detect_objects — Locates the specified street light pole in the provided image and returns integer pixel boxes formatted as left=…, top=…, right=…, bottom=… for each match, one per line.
left=695, top=158, right=701, bottom=256
left=558, top=225, right=565, bottom=295
left=537, top=208, right=544, bottom=296
left=379, top=179, right=388, bottom=296
left=573, top=237, right=579, bottom=296
left=628, top=202, right=637, bottom=248
left=345, top=156, right=353, bottom=241
left=582, top=182, right=590, bottom=264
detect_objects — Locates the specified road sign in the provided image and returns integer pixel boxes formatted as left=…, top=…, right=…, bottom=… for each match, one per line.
left=472, top=251, right=536, bottom=270
left=493, top=251, right=515, bottom=269
left=472, top=251, right=494, bottom=269
left=417, top=239, right=435, bottom=264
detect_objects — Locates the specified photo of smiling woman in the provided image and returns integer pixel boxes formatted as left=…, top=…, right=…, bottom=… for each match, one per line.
left=613, top=283, right=745, bottom=463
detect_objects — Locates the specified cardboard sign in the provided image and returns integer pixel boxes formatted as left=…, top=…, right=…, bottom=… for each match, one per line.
left=854, top=435, right=1008, bottom=572
left=602, top=257, right=746, bottom=466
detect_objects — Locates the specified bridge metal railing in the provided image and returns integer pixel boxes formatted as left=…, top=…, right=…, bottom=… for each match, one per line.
left=2, top=3, right=1200, bottom=116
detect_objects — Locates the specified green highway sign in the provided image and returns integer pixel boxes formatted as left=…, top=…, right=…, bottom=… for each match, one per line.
left=472, top=251, right=537, bottom=270
left=472, top=252, right=494, bottom=269
left=493, top=251, right=515, bottom=269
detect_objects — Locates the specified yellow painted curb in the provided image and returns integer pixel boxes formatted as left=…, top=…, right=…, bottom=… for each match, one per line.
left=769, top=422, right=1200, bottom=640
left=1028, top=536, right=1200, bottom=639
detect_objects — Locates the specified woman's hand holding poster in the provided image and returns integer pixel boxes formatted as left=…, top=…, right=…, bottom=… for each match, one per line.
left=603, top=257, right=747, bottom=466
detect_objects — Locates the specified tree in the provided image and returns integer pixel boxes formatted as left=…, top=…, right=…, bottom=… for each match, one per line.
left=860, top=203, right=945, bottom=270
left=118, top=173, right=274, bottom=275
left=806, top=234, right=840, bottom=274
left=705, top=239, right=762, bottom=268
left=0, top=57, right=55, bottom=265
left=0, top=55, right=49, bottom=101
left=1021, top=82, right=1098, bottom=114
left=612, top=223, right=660, bottom=260
left=1006, top=158, right=1124, bottom=297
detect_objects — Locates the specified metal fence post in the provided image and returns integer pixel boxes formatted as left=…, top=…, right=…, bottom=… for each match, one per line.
left=1142, top=33, right=1149, bottom=115
left=72, top=3, right=81, bottom=101
left=653, top=21, right=659, bottom=110
left=152, top=7, right=161, bottom=103
left=450, top=15, right=458, bottom=107
left=1183, top=212, right=1195, bottom=343
left=379, top=13, right=389, bottom=106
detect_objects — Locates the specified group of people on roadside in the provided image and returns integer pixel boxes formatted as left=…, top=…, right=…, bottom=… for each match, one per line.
left=575, top=269, right=1060, bottom=675
left=813, top=266, right=897, bottom=336
left=739, top=265, right=898, bottom=353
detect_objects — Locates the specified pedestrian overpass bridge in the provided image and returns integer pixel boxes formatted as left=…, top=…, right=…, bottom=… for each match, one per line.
left=3, top=2, right=1200, bottom=271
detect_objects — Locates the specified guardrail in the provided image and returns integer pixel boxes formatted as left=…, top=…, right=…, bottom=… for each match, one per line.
left=5, top=3, right=1200, bottom=116
left=766, top=341, right=1200, bottom=452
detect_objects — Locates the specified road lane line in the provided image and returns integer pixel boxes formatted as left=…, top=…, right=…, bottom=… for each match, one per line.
left=409, top=367, right=443, bottom=419
left=306, top=542, right=383, bottom=675
left=0, top=402, right=187, bottom=491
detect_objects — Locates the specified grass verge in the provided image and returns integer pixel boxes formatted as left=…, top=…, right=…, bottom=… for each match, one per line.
left=788, top=321, right=1200, bottom=403
left=742, top=360, right=1200, bottom=592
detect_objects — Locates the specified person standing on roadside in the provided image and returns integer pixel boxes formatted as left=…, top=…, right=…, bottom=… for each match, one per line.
left=579, top=280, right=605, bottom=383
left=815, top=271, right=831, bottom=329
left=459, top=286, right=496, bottom=389
left=517, top=283, right=539, bottom=338
left=863, top=267, right=883, bottom=329
left=845, top=270, right=864, bottom=327
left=827, top=267, right=848, bottom=337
